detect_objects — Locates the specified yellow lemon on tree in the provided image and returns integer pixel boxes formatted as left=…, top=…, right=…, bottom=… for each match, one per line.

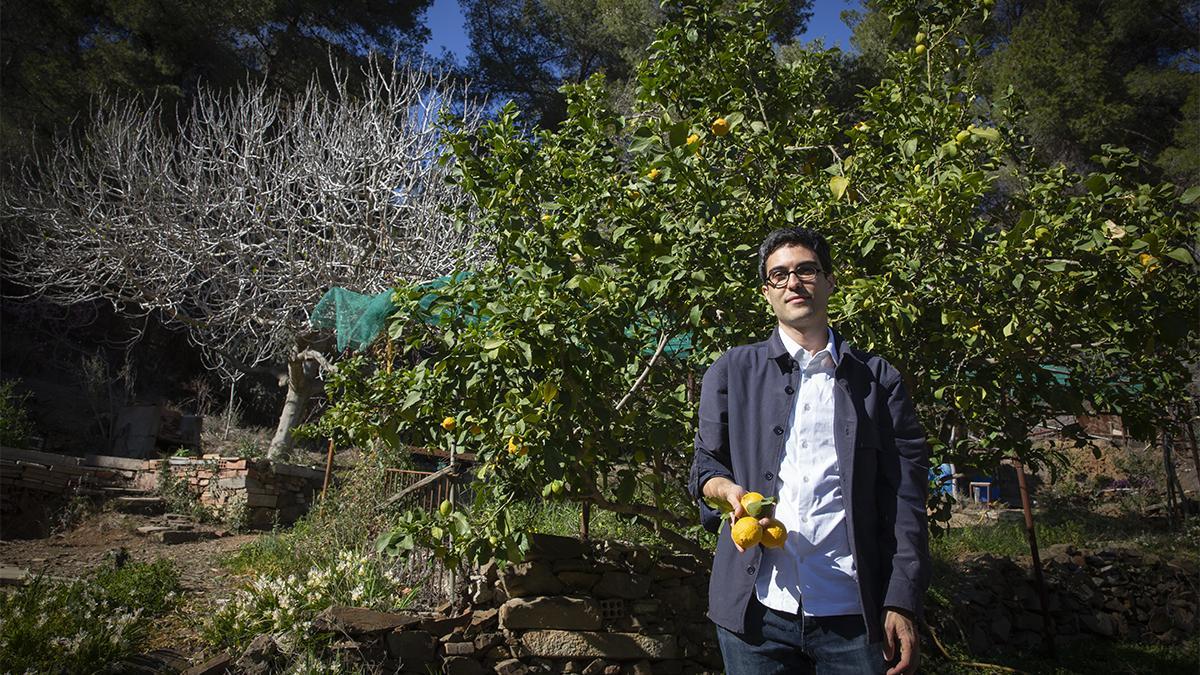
left=914, top=44, right=927, bottom=55
left=731, top=517, right=762, bottom=549
left=687, top=133, right=700, bottom=146
left=955, top=129, right=971, bottom=144
left=647, top=168, right=661, bottom=181
left=541, top=213, right=552, bottom=223
left=441, top=416, right=456, bottom=431
left=711, top=117, right=730, bottom=136
left=507, top=437, right=527, bottom=456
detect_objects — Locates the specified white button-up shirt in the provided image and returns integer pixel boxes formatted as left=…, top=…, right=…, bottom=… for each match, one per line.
left=755, top=327, right=861, bottom=617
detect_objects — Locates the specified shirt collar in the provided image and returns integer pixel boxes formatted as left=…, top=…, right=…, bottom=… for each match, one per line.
left=775, top=326, right=840, bottom=367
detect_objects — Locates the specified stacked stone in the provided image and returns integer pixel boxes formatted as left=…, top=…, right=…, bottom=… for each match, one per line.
left=939, top=545, right=1197, bottom=655
left=216, top=534, right=723, bottom=674
left=0, top=447, right=325, bottom=536
left=148, top=456, right=324, bottom=529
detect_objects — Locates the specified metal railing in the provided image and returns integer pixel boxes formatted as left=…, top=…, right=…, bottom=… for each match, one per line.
left=380, top=467, right=471, bottom=610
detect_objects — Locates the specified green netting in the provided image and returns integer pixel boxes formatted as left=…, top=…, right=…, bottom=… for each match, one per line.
left=311, top=288, right=397, bottom=352
left=312, top=275, right=695, bottom=359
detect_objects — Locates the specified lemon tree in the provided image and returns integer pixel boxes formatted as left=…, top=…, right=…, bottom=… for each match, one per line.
left=327, top=0, right=1199, bottom=564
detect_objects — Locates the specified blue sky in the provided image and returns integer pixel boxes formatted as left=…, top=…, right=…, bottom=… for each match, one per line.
left=423, top=0, right=863, bottom=62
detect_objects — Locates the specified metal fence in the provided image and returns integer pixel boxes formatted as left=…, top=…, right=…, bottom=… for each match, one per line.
left=381, top=467, right=470, bottom=610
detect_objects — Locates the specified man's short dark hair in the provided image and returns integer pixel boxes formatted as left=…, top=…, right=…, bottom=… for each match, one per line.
left=757, top=227, right=833, bottom=282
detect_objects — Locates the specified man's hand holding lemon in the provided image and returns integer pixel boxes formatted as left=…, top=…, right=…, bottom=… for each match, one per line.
left=701, top=477, right=787, bottom=553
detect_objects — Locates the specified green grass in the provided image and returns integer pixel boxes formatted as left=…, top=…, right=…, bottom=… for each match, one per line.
left=931, top=506, right=1199, bottom=565
left=0, top=559, right=181, bottom=673
left=926, top=636, right=1200, bottom=674
left=223, top=460, right=400, bottom=578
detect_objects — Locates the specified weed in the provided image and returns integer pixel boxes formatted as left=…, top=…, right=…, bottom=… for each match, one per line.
left=0, top=379, right=36, bottom=447
left=223, top=459, right=401, bottom=578
left=0, top=559, right=180, bottom=673
left=203, top=549, right=418, bottom=654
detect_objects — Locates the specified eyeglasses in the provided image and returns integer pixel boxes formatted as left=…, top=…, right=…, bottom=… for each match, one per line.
left=765, top=264, right=823, bottom=288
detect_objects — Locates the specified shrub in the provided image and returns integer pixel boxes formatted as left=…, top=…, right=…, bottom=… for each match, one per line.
left=0, top=379, right=35, bottom=447
left=0, top=560, right=180, bottom=673
left=224, top=459, right=402, bottom=578
left=203, top=549, right=418, bottom=654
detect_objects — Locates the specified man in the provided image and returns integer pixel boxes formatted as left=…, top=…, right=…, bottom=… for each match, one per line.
left=689, top=227, right=930, bottom=674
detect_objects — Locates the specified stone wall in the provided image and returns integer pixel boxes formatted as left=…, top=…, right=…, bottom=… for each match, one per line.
left=261, top=534, right=723, bottom=674
left=0, top=446, right=325, bottom=537
left=241, top=535, right=1199, bottom=673
left=934, top=544, right=1197, bottom=655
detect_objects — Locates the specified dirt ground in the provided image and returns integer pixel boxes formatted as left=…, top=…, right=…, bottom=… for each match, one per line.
left=0, top=510, right=261, bottom=655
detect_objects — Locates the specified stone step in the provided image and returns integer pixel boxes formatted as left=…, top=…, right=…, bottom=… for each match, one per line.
left=0, top=566, right=30, bottom=586
left=151, top=529, right=218, bottom=545
left=113, top=496, right=166, bottom=515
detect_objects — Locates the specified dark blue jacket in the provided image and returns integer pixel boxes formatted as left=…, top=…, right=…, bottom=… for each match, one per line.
left=689, top=328, right=930, bottom=643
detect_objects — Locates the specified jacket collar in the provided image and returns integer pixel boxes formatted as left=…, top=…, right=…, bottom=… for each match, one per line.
left=768, top=326, right=848, bottom=363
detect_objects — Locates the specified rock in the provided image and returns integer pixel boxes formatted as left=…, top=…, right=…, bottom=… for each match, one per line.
left=558, top=571, right=601, bottom=591
left=152, top=529, right=217, bottom=544
left=443, top=656, right=485, bottom=675
left=180, top=652, right=233, bottom=675
left=312, top=606, right=421, bottom=635
left=1015, top=611, right=1043, bottom=632
left=444, top=641, right=476, bottom=656
left=593, top=571, right=651, bottom=600
left=501, top=560, right=565, bottom=598
left=494, top=658, right=528, bottom=675
left=582, top=660, right=608, bottom=675
left=519, top=630, right=678, bottom=659
left=0, top=566, right=29, bottom=586
left=386, top=630, right=437, bottom=664
left=1081, top=612, right=1116, bottom=637
left=136, top=525, right=172, bottom=535
left=500, top=596, right=603, bottom=630
left=113, top=496, right=166, bottom=515
left=235, top=635, right=280, bottom=675
left=526, top=533, right=590, bottom=561
left=421, top=612, right=472, bottom=637
left=1147, top=607, right=1172, bottom=634
left=470, top=608, right=499, bottom=631
left=474, top=632, right=504, bottom=652
left=989, top=615, right=1011, bottom=641
left=628, top=660, right=654, bottom=675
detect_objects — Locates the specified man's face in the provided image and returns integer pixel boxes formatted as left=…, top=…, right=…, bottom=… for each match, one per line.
left=760, top=244, right=835, bottom=331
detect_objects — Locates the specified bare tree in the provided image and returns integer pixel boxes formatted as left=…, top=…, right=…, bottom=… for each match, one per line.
left=3, top=60, right=487, bottom=458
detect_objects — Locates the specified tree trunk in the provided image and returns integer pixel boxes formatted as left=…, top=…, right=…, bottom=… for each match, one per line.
left=267, top=355, right=322, bottom=459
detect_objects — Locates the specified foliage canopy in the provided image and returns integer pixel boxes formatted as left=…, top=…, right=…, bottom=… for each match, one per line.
left=320, top=0, right=1200, bottom=562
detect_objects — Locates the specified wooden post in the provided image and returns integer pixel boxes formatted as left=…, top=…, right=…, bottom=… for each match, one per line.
left=581, top=502, right=591, bottom=541
left=321, top=438, right=335, bottom=499
left=1014, top=458, right=1055, bottom=657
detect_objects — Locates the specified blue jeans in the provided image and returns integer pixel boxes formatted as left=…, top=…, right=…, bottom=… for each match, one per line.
left=716, top=597, right=885, bottom=675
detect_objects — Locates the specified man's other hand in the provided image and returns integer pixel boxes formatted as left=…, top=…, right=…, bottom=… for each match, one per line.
left=701, top=477, right=751, bottom=550
left=883, top=608, right=919, bottom=675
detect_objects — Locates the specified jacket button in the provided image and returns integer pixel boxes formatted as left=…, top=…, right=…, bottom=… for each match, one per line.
left=773, top=426, right=784, bottom=435
left=746, top=565, right=756, bottom=575
left=785, top=386, right=795, bottom=395
left=765, top=472, right=774, bottom=480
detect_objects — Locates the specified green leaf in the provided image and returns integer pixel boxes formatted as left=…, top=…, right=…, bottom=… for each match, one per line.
left=1044, top=261, right=1067, bottom=272
left=969, top=127, right=1000, bottom=143
left=1083, top=175, right=1108, bottom=195
left=703, top=496, right=732, bottom=513
left=724, top=112, right=745, bottom=128
left=829, top=176, right=850, bottom=201
left=1165, top=247, right=1195, bottom=264
left=1181, top=186, right=1200, bottom=204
